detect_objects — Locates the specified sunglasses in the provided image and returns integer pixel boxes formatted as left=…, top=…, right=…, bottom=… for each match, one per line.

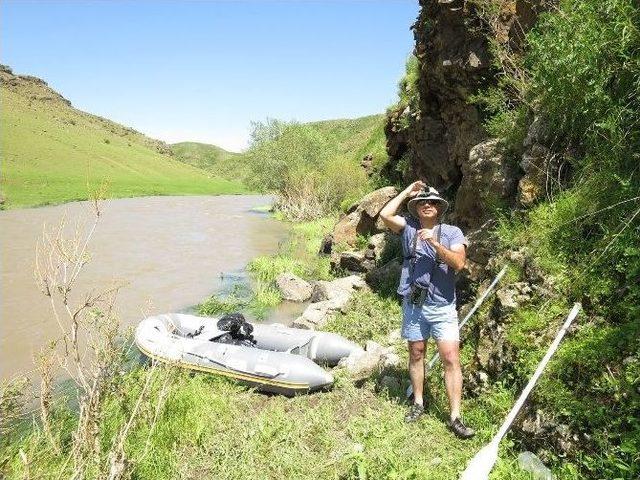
left=417, top=199, right=440, bottom=207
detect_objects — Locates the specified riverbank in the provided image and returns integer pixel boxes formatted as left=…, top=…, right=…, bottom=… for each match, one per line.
left=1, top=215, right=569, bottom=480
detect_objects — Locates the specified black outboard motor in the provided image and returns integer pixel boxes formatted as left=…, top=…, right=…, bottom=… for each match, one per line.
left=213, top=313, right=257, bottom=347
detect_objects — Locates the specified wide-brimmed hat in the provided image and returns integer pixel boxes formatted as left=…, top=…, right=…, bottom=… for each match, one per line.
left=407, top=186, right=449, bottom=218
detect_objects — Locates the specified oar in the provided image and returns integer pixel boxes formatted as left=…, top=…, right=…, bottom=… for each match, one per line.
left=460, top=302, right=581, bottom=480
left=407, top=266, right=508, bottom=398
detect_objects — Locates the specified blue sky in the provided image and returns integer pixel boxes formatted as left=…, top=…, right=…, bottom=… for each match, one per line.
left=1, top=1, right=418, bottom=151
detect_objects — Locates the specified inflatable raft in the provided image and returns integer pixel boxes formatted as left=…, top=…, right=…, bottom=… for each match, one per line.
left=135, top=313, right=363, bottom=395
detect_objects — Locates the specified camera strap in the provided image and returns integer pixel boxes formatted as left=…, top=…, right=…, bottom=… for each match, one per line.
left=409, top=224, right=442, bottom=304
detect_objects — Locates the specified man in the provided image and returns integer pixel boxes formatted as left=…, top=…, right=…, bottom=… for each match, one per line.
left=379, top=180, right=474, bottom=439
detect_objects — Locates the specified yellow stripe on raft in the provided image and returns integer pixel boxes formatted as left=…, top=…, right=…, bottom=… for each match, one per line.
left=136, top=342, right=311, bottom=391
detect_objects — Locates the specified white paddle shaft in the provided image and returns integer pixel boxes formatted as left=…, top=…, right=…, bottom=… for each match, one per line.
left=407, top=266, right=509, bottom=398
left=493, top=302, right=581, bottom=441
left=426, top=266, right=508, bottom=370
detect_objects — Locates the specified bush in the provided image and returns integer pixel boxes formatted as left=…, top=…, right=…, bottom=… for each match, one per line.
left=472, top=1, right=640, bottom=476
left=245, top=119, right=372, bottom=220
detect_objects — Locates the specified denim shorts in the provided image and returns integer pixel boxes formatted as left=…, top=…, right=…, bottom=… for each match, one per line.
left=401, top=298, right=460, bottom=342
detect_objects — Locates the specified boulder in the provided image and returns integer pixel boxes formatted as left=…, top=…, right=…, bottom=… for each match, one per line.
left=294, top=276, right=367, bottom=329
left=333, top=211, right=373, bottom=246
left=318, top=234, right=333, bottom=255
left=310, top=275, right=366, bottom=302
left=378, top=375, right=402, bottom=392
left=454, top=138, right=519, bottom=230
left=365, top=258, right=402, bottom=290
left=382, top=352, right=401, bottom=368
left=331, top=187, right=398, bottom=246
left=367, top=233, right=388, bottom=259
left=292, top=301, right=333, bottom=329
left=465, top=219, right=499, bottom=266
left=275, top=273, right=312, bottom=302
left=337, top=251, right=375, bottom=273
left=359, top=187, right=398, bottom=218
left=338, top=341, right=398, bottom=381
left=518, top=116, right=554, bottom=207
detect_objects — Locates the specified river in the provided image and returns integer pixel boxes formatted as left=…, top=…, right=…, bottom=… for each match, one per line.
left=0, top=195, right=294, bottom=380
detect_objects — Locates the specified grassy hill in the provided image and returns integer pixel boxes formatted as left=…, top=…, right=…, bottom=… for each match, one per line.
left=172, top=114, right=387, bottom=182
left=0, top=65, right=247, bottom=209
left=306, top=114, right=387, bottom=167
left=171, top=142, right=241, bottom=175
left=171, top=114, right=388, bottom=220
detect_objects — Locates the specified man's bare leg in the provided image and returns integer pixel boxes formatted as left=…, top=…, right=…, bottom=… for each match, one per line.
left=408, top=340, right=426, bottom=404
left=436, top=340, right=462, bottom=420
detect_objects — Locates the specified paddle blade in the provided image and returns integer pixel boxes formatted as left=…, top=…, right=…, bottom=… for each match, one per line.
left=460, top=442, right=499, bottom=480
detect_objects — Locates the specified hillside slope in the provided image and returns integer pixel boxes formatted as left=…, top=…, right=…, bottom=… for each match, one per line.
left=306, top=114, right=386, bottom=165
left=0, top=65, right=246, bottom=209
left=171, top=142, right=241, bottom=173
left=173, top=114, right=387, bottom=182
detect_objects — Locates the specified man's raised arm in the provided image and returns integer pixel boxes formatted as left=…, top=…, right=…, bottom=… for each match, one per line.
left=379, top=181, right=425, bottom=234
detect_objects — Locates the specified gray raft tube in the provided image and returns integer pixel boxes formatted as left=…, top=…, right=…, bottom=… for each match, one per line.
left=135, top=313, right=363, bottom=396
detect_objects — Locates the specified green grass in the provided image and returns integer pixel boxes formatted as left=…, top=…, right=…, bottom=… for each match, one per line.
left=0, top=74, right=247, bottom=209
left=1, top=336, right=576, bottom=480
left=171, top=141, right=246, bottom=178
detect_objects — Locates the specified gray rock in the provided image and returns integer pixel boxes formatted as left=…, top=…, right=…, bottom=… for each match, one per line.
left=331, top=187, right=398, bottom=246
left=298, top=275, right=366, bottom=328
left=297, top=301, right=333, bottom=326
left=365, top=340, right=384, bottom=353
left=367, top=233, right=388, bottom=259
left=454, top=138, right=519, bottom=230
left=387, top=328, right=402, bottom=344
left=339, top=251, right=375, bottom=273
left=365, top=258, right=402, bottom=290
left=275, top=273, right=313, bottom=302
left=310, top=275, right=366, bottom=303
left=382, top=352, right=401, bottom=368
left=339, top=349, right=384, bottom=381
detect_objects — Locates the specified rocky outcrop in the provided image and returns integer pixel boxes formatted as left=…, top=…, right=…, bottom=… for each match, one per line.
left=292, top=275, right=367, bottom=329
left=385, top=1, right=495, bottom=197
left=275, top=273, right=312, bottom=302
left=322, top=187, right=404, bottom=280
left=517, top=116, right=561, bottom=206
left=330, top=187, right=398, bottom=247
left=454, top=139, right=519, bottom=229
left=384, top=2, right=548, bottom=230
left=1, top=64, right=72, bottom=106
left=338, top=341, right=401, bottom=381
left=330, top=232, right=401, bottom=277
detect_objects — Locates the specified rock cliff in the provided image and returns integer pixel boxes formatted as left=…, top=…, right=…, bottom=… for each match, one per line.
left=385, top=1, right=549, bottom=232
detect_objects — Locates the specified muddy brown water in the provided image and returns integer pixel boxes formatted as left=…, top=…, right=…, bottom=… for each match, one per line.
left=0, top=195, right=302, bottom=381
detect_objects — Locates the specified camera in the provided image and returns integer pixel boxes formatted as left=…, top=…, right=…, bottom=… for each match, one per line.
left=409, top=285, right=427, bottom=306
